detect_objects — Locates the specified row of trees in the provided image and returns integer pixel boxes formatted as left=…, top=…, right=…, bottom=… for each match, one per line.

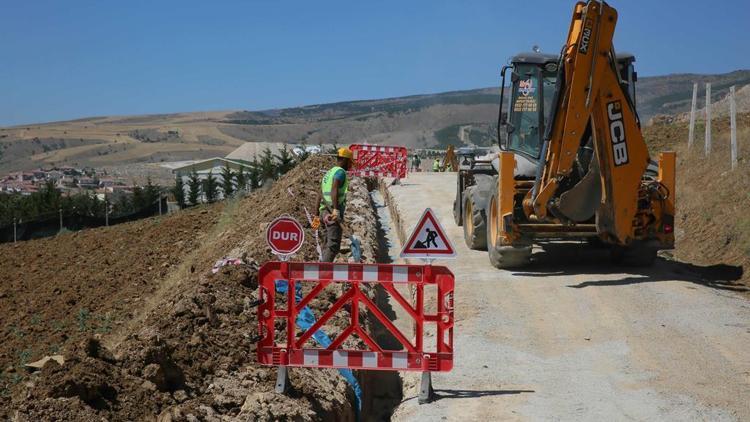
left=1, top=144, right=317, bottom=224
left=0, top=179, right=163, bottom=227
left=171, top=145, right=304, bottom=208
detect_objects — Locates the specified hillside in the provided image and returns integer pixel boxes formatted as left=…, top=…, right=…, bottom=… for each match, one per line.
left=1, top=69, right=747, bottom=176
left=644, top=112, right=749, bottom=285
left=637, top=70, right=750, bottom=121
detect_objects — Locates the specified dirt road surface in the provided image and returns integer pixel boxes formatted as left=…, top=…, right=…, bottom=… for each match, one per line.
left=385, top=173, right=750, bottom=421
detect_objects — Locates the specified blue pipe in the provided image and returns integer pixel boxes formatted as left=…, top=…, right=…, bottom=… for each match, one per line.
left=275, top=280, right=363, bottom=414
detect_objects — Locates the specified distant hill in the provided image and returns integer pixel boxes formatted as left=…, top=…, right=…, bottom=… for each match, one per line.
left=1, top=69, right=747, bottom=175
left=636, top=70, right=750, bottom=121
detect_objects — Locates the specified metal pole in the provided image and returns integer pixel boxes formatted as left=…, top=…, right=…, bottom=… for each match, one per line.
left=13, top=218, right=17, bottom=243
left=158, top=193, right=163, bottom=216
left=59, top=208, right=63, bottom=233
left=688, top=82, right=698, bottom=149
left=418, top=371, right=434, bottom=404
left=730, top=85, right=738, bottom=170
left=105, top=198, right=109, bottom=227
left=705, top=83, right=712, bottom=157
left=275, top=366, right=289, bottom=394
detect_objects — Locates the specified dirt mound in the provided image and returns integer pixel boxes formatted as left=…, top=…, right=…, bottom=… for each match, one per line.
left=644, top=113, right=750, bottom=290
left=1, top=155, right=378, bottom=420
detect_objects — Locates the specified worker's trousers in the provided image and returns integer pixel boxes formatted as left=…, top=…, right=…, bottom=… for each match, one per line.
left=321, top=212, right=342, bottom=263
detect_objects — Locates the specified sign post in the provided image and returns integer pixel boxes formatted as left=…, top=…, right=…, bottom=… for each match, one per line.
left=398, top=207, right=455, bottom=403
left=265, top=215, right=305, bottom=392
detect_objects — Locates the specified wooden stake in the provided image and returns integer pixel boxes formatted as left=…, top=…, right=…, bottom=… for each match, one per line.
left=730, top=86, right=738, bottom=170
left=705, top=83, right=712, bottom=157
left=688, top=83, right=698, bottom=149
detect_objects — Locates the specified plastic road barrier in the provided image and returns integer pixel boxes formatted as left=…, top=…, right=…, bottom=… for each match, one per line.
left=257, top=262, right=454, bottom=372
left=349, top=144, right=408, bottom=179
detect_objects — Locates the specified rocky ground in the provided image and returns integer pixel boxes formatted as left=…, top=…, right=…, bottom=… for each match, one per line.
left=0, top=155, right=382, bottom=421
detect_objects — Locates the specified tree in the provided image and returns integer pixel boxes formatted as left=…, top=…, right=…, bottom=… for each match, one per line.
left=296, top=141, right=311, bottom=163
left=259, top=148, right=277, bottom=182
left=142, top=177, right=161, bottom=209
left=248, top=156, right=261, bottom=190
left=235, top=167, right=247, bottom=193
left=131, top=185, right=145, bottom=211
left=221, top=164, right=235, bottom=198
left=187, top=170, right=201, bottom=206
left=172, top=176, right=187, bottom=209
left=275, top=144, right=296, bottom=176
left=203, top=171, right=219, bottom=203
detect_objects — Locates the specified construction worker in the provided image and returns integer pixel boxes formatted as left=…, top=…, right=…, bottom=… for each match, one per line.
left=314, top=147, right=353, bottom=262
left=432, top=158, right=440, bottom=172
left=411, top=154, right=421, bottom=172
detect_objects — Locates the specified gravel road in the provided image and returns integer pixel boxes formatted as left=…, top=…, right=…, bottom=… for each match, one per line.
left=384, top=173, right=750, bottom=421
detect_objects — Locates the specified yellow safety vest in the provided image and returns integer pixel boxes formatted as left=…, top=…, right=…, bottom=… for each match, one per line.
left=320, top=166, right=349, bottom=213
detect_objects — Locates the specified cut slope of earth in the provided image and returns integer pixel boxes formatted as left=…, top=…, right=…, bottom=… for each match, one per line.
left=0, top=155, right=379, bottom=420
left=644, top=112, right=749, bottom=287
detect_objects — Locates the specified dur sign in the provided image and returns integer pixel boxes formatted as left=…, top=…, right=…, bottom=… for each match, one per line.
left=266, top=216, right=305, bottom=257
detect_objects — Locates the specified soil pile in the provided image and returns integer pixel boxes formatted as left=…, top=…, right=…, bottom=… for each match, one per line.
left=644, top=112, right=750, bottom=288
left=1, top=155, right=378, bottom=420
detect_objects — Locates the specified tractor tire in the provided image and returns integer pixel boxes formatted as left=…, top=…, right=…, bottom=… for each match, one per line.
left=462, top=186, right=487, bottom=250
left=610, top=244, right=658, bottom=267
left=485, top=177, right=531, bottom=269
left=488, top=244, right=532, bottom=269
left=453, top=175, right=463, bottom=226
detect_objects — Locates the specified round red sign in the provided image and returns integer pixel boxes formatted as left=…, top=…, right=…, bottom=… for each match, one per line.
left=266, top=216, right=305, bottom=256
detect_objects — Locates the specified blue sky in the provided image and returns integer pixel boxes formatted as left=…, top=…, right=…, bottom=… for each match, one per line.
left=1, top=0, right=748, bottom=126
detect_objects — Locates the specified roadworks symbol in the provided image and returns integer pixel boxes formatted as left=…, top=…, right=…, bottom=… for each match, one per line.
left=400, top=208, right=456, bottom=259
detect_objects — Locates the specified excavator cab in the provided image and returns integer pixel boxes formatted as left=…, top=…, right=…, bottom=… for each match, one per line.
left=497, top=51, right=639, bottom=167
left=498, top=53, right=559, bottom=166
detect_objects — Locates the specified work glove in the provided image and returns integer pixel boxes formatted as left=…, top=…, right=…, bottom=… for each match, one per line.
left=325, top=209, right=340, bottom=224
left=311, top=216, right=321, bottom=230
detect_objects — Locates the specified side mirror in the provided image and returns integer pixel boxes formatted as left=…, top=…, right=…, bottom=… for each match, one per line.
left=632, top=71, right=638, bottom=82
left=506, top=123, right=515, bottom=134
left=500, top=111, right=508, bottom=124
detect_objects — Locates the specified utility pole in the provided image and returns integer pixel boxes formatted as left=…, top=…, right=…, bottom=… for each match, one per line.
left=730, top=86, right=738, bottom=170
left=688, top=82, right=698, bottom=149
left=705, top=83, right=712, bottom=157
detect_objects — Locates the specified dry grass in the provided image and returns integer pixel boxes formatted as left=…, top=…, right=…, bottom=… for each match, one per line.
left=645, top=112, right=750, bottom=283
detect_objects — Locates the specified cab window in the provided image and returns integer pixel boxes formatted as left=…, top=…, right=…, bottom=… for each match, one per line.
left=509, top=64, right=543, bottom=158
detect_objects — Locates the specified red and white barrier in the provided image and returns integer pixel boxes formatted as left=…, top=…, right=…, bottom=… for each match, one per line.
left=349, top=144, right=408, bottom=179
left=257, top=261, right=455, bottom=372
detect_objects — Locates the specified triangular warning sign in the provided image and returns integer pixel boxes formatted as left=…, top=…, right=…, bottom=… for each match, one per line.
left=400, top=208, right=456, bottom=259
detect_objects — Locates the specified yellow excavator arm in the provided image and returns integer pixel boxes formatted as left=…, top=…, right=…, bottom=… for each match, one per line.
left=530, top=1, right=667, bottom=245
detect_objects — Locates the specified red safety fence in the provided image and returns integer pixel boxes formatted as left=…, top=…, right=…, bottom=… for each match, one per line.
left=257, top=262, right=454, bottom=372
left=350, top=144, right=408, bottom=179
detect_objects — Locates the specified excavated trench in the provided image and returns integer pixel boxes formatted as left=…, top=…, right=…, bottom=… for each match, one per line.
left=354, top=180, right=405, bottom=421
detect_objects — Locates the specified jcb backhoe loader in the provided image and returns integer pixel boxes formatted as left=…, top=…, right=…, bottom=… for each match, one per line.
left=457, top=0, right=675, bottom=268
